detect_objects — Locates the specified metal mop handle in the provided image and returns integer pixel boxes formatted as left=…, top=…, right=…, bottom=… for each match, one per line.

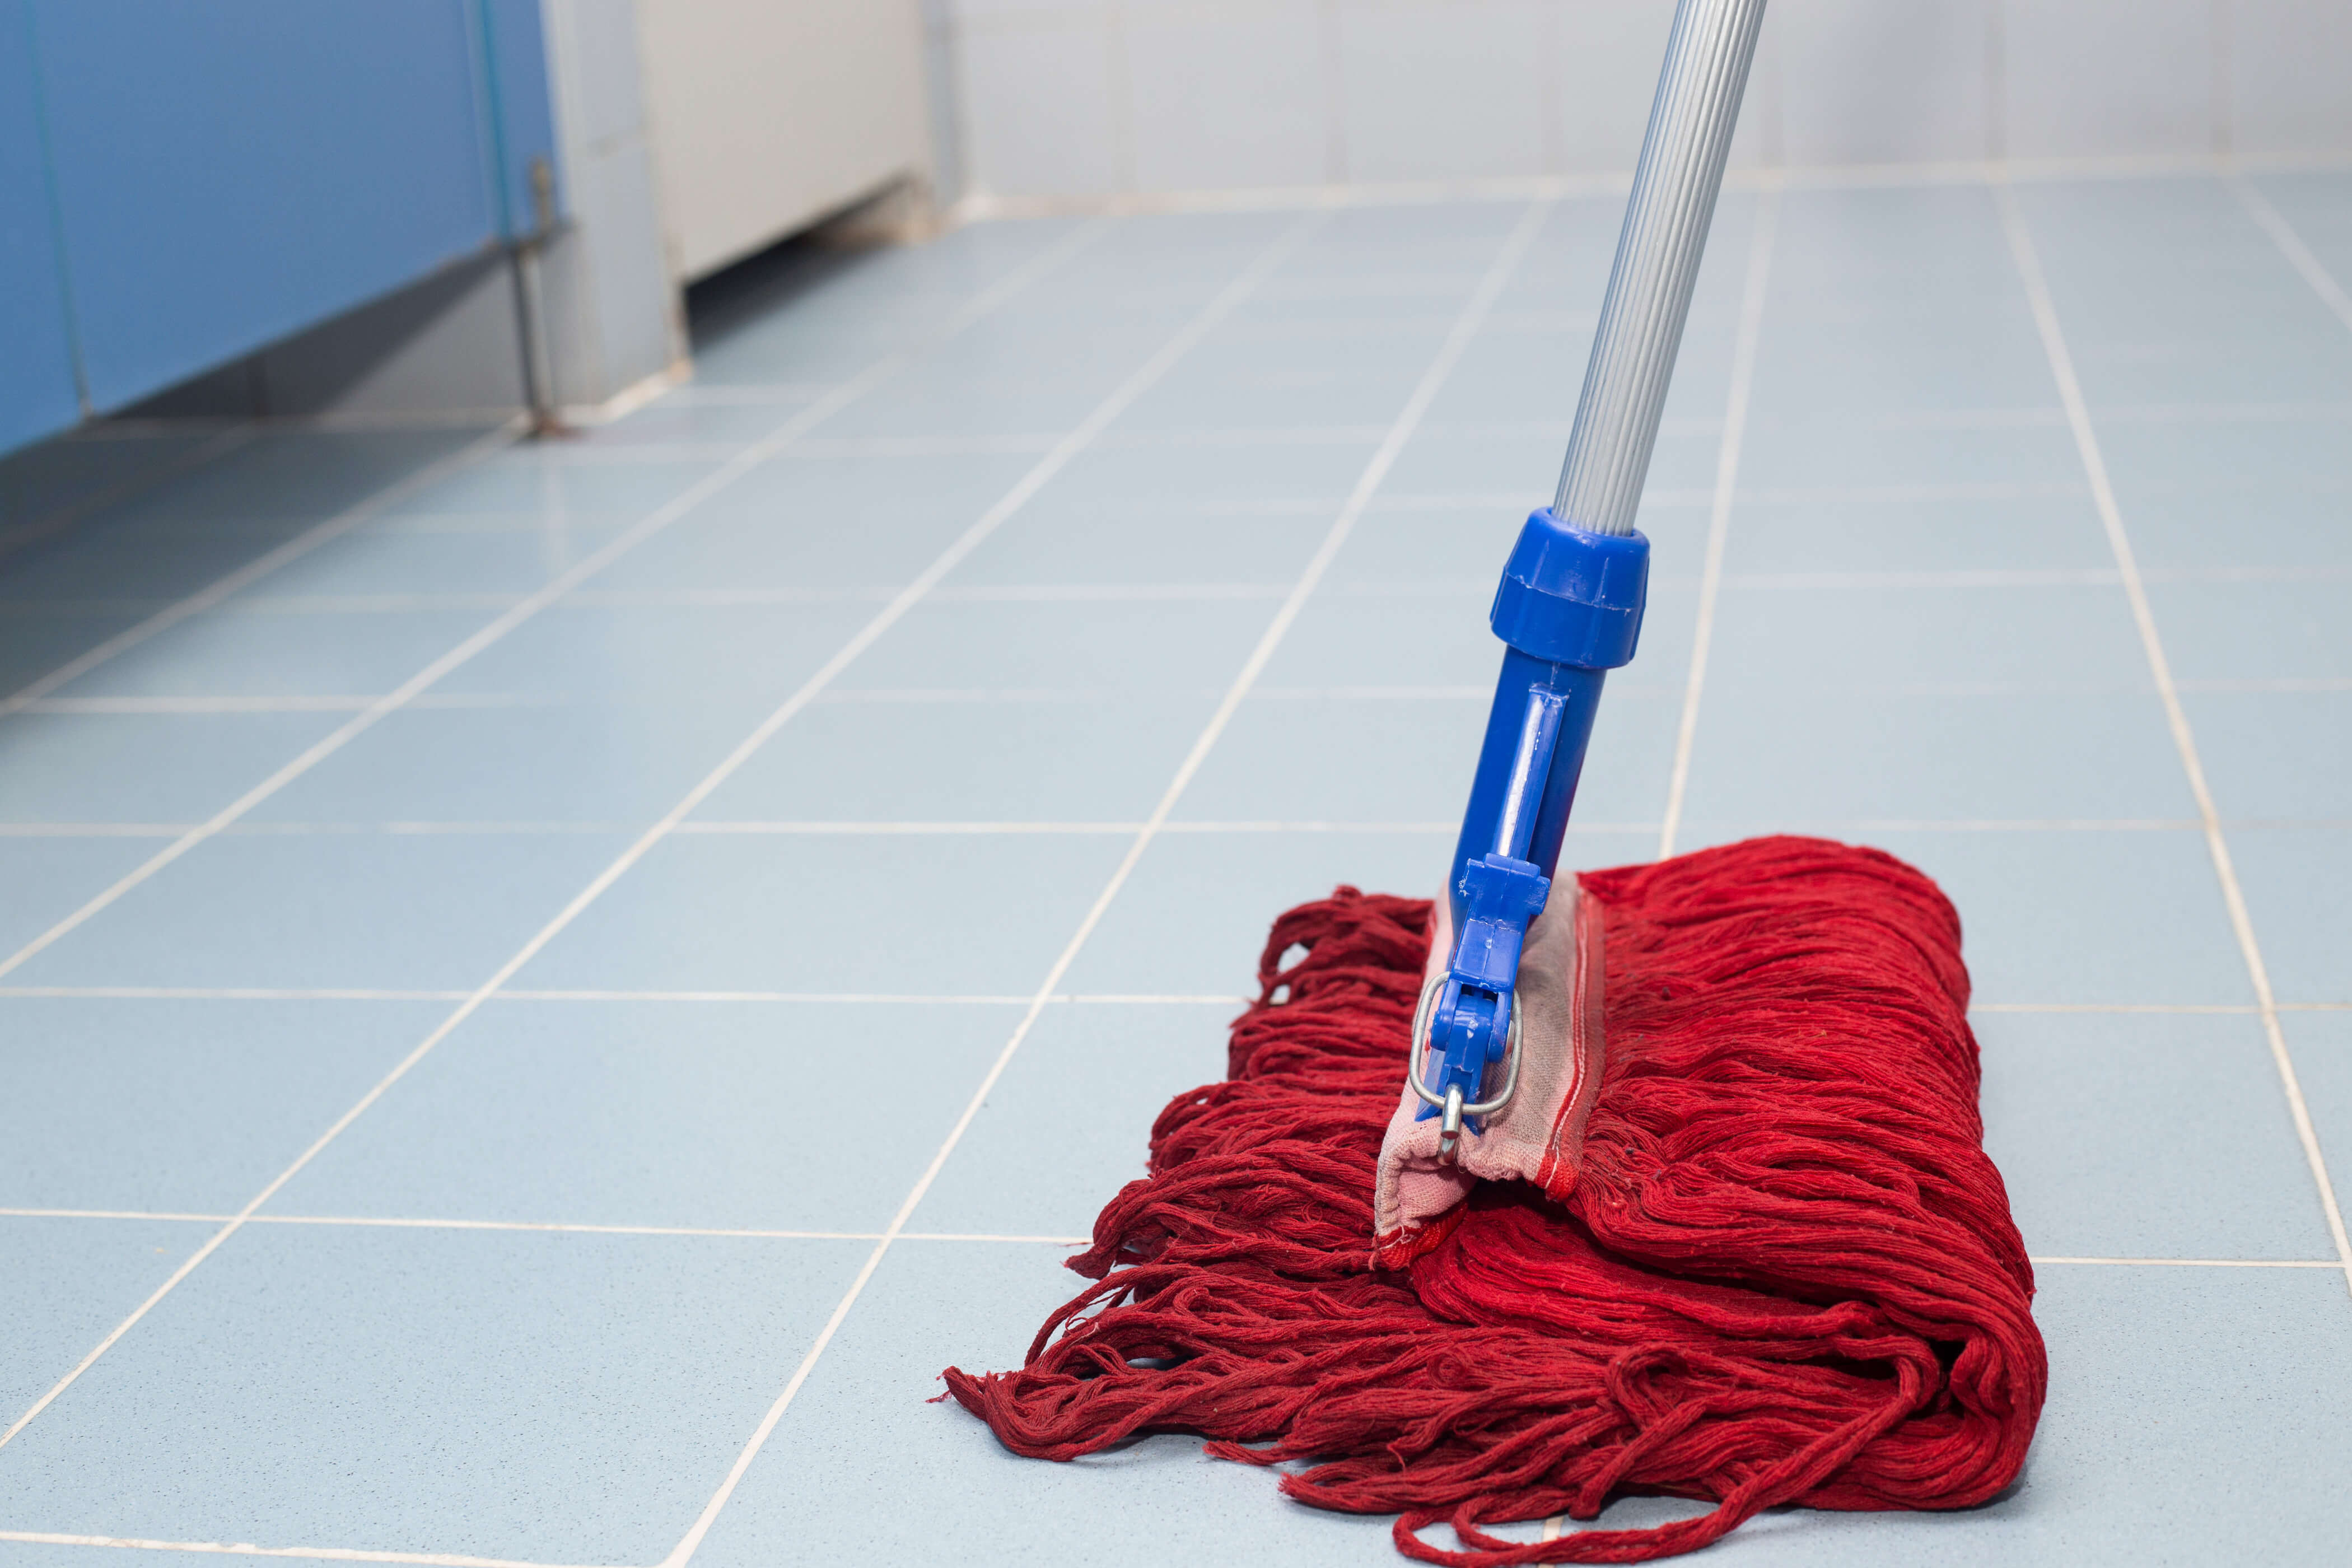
left=1560, top=0, right=1770, bottom=538
left=1408, top=0, right=1767, bottom=1159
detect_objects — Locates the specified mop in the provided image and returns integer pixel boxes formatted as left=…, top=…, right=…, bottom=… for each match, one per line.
left=946, top=2, right=2045, bottom=1559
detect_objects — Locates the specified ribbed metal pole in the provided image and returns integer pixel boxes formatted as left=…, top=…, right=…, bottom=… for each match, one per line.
left=1554, top=0, right=1768, bottom=537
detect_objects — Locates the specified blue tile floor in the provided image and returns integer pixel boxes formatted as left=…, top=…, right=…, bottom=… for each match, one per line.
left=3, top=172, right=2351, bottom=1566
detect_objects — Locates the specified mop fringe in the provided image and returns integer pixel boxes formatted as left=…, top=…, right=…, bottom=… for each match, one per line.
left=944, top=836, right=2045, bottom=1563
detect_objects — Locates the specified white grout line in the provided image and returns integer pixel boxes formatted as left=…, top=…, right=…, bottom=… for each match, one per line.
left=655, top=197, right=1556, bottom=1568
left=1659, top=184, right=1780, bottom=861
left=0, top=422, right=524, bottom=721
left=0, top=225, right=1114, bottom=1457
left=0, top=1533, right=610, bottom=1568
left=0, top=231, right=1108, bottom=994
left=1997, top=179, right=2352, bottom=1304
left=2230, top=174, right=2352, bottom=338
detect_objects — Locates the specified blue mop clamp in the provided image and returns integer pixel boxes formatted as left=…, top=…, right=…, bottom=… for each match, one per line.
left=1412, top=510, right=1649, bottom=1152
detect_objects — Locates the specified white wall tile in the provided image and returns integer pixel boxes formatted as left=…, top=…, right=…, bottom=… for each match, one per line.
left=1776, top=0, right=1992, bottom=165
left=2003, top=0, right=2218, bottom=160
left=1553, top=1, right=1677, bottom=172
left=959, top=13, right=1124, bottom=195
left=1123, top=2, right=1328, bottom=190
left=930, top=0, right=2351, bottom=203
left=1335, top=1, right=1550, bottom=183
left=2227, top=0, right=2352, bottom=157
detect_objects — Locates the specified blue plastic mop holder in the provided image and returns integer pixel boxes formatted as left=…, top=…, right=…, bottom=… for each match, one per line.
left=1415, top=510, right=1649, bottom=1155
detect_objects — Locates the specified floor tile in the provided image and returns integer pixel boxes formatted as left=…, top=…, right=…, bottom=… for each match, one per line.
left=1718, top=485, right=2111, bottom=576
left=0, top=521, right=314, bottom=604
left=2284, top=1010, right=2352, bottom=1238
left=1177, top=690, right=1678, bottom=829
left=1326, top=502, right=1545, bottom=590
left=1671, top=827, right=2253, bottom=1007
left=687, top=1239, right=1399, bottom=1568
left=2228, top=827, right=2352, bottom=1005
left=2097, top=416, right=2352, bottom=571
left=1706, top=580, right=2150, bottom=695
left=1380, top=426, right=1622, bottom=500
left=2113, top=482, right=2352, bottom=573
left=0, top=998, right=445, bottom=1214
left=375, top=450, right=722, bottom=524
left=0, top=607, right=155, bottom=697
left=1751, top=314, right=2056, bottom=417
left=2180, top=691, right=2352, bottom=823
left=428, top=599, right=877, bottom=707
left=273, top=1000, right=1024, bottom=1233
left=0, top=1217, right=209, bottom=1429
left=836, top=597, right=1272, bottom=696
left=1062, top=827, right=1654, bottom=998
left=251, top=701, right=775, bottom=825
left=1418, top=325, right=1594, bottom=427
left=912, top=1002, right=1233, bottom=1238
left=1682, top=690, right=2194, bottom=823
left=515, top=830, right=1131, bottom=996
left=2153, top=576, right=2352, bottom=685
left=0, top=431, right=223, bottom=534
left=0, top=712, right=342, bottom=823
left=693, top=692, right=1219, bottom=823
left=945, top=494, right=1333, bottom=587
left=230, top=515, right=638, bottom=599
left=0, top=1224, right=871, bottom=1566
left=816, top=367, right=1123, bottom=444
left=1737, top=421, right=2088, bottom=496
left=1113, top=321, right=1453, bottom=432
left=52, top=603, right=496, bottom=701
left=570, top=397, right=811, bottom=449
left=1045, top=434, right=1378, bottom=510
left=584, top=448, right=1048, bottom=594
left=1977, top=1010, right=2336, bottom=1260
left=0, top=838, right=162, bottom=960
left=92, top=428, right=501, bottom=531
left=9, top=830, right=633, bottom=992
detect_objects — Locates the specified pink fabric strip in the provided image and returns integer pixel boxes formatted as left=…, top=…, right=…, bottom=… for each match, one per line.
left=1370, top=880, right=1608, bottom=1268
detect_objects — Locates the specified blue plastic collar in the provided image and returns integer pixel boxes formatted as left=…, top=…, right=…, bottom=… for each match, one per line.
left=1487, top=509, right=1650, bottom=670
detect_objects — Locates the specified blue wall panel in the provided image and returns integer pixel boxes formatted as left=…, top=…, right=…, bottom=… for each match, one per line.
left=479, top=0, right=563, bottom=236
left=0, top=10, right=82, bottom=452
left=30, top=0, right=516, bottom=413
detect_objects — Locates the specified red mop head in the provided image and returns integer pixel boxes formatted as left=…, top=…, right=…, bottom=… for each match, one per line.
left=945, top=836, right=2046, bottom=1564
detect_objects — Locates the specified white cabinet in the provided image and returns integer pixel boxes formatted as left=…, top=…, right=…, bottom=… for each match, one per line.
left=635, top=0, right=931, bottom=282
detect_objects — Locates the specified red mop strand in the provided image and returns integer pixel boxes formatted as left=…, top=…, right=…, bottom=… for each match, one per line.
left=944, top=836, right=2046, bottom=1564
